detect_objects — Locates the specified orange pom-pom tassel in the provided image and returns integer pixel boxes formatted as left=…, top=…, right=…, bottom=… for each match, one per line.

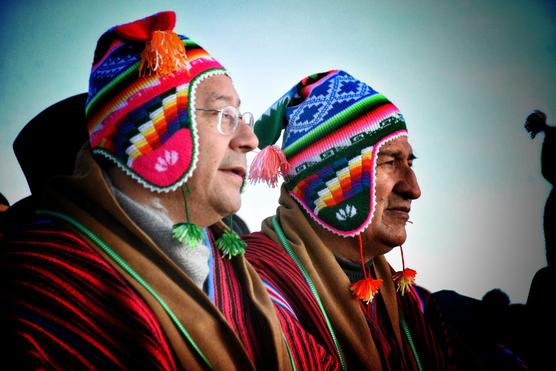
left=139, top=30, right=188, bottom=77
left=248, top=145, right=290, bottom=187
left=350, top=277, right=383, bottom=304
left=393, top=268, right=417, bottom=296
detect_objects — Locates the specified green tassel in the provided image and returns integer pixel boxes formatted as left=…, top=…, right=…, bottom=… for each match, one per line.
left=215, top=230, right=246, bottom=259
left=172, top=222, right=203, bottom=247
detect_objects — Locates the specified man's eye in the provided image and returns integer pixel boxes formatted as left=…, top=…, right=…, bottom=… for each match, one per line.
left=379, top=160, right=395, bottom=166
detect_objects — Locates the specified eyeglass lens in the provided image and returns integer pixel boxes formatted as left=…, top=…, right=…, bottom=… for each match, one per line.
left=219, top=106, right=238, bottom=134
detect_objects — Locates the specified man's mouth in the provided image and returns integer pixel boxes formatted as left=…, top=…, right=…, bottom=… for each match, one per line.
left=220, top=166, right=246, bottom=182
left=385, top=206, right=411, bottom=219
left=388, top=206, right=410, bottom=213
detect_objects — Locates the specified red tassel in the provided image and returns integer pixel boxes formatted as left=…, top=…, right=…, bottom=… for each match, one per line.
left=248, top=145, right=290, bottom=187
left=139, top=30, right=188, bottom=77
left=393, top=245, right=416, bottom=296
left=350, top=277, right=383, bottom=304
left=393, top=268, right=417, bottom=296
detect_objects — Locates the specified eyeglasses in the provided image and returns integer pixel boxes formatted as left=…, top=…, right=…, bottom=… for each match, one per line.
left=195, top=106, right=254, bottom=135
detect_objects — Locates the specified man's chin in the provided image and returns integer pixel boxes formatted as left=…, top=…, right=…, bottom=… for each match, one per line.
left=219, top=197, right=241, bottom=218
left=383, top=231, right=407, bottom=249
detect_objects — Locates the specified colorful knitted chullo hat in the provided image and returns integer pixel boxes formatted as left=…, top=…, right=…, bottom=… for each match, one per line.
left=86, top=11, right=226, bottom=193
left=250, top=70, right=408, bottom=237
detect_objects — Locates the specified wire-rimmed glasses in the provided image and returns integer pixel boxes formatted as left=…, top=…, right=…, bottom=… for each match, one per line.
left=196, top=106, right=254, bottom=135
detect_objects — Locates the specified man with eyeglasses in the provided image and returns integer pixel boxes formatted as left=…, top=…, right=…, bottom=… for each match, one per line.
left=0, top=11, right=302, bottom=370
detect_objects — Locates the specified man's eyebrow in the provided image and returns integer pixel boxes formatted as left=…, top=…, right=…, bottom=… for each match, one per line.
left=208, top=92, right=240, bottom=107
left=378, top=149, right=417, bottom=160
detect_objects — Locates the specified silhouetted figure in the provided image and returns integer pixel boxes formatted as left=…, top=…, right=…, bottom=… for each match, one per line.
left=433, top=289, right=530, bottom=370
left=480, top=289, right=528, bottom=370
left=524, top=110, right=556, bottom=370
left=525, top=110, right=556, bottom=267
left=525, top=266, right=554, bottom=370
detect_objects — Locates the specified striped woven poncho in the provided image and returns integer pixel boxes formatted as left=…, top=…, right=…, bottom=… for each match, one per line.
left=0, top=147, right=294, bottom=370
left=244, top=188, right=458, bottom=371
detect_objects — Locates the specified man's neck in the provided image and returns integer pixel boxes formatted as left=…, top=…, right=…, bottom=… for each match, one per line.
left=106, top=166, right=218, bottom=226
left=307, top=218, right=392, bottom=264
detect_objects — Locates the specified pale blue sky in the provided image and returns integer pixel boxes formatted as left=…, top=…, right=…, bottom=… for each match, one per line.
left=1, top=0, right=555, bottom=303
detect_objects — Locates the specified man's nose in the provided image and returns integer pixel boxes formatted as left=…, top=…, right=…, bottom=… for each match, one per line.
left=231, top=122, right=259, bottom=153
left=395, top=167, right=421, bottom=200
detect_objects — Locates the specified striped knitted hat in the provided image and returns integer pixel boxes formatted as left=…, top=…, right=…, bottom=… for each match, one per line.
left=250, top=70, right=408, bottom=237
left=86, top=11, right=226, bottom=192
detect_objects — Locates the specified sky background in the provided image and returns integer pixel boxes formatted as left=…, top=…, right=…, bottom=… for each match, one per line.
left=1, top=0, right=555, bottom=304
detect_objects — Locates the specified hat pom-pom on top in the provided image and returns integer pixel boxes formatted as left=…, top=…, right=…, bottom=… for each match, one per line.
left=139, top=30, right=188, bottom=77
left=248, top=145, right=290, bottom=187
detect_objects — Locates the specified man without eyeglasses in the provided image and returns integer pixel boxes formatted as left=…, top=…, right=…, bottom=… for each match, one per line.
left=245, top=70, right=458, bottom=370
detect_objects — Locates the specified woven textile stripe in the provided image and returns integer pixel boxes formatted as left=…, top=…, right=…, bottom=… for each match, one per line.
left=93, top=86, right=187, bottom=161
left=88, top=62, right=219, bottom=143
left=2, top=220, right=177, bottom=370
left=244, top=232, right=342, bottom=368
left=245, top=232, right=455, bottom=370
left=274, top=305, right=341, bottom=370
left=286, top=102, right=400, bottom=175
left=283, top=94, right=393, bottom=159
left=211, top=239, right=262, bottom=368
left=292, top=147, right=373, bottom=216
left=86, top=38, right=209, bottom=121
left=262, top=278, right=299, bottom=320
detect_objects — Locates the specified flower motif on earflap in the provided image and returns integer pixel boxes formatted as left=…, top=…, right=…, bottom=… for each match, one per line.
left=155, top=150, right=179, bottom=172
left=336, top=205, right=357, bottom=221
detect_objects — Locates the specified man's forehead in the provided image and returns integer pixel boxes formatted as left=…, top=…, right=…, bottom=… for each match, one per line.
left=378, top=136, right=413, bottom=155
left=207, top=91, right=240, bottom=106
left=197, top=75, right=240, bottom=106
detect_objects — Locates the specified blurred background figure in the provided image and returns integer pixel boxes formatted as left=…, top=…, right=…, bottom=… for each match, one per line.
left=0, top=193, right=9, bottom=213
left=0, top=193, right=9, bottom=239
left=6, top=93, right=88, bottom=225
